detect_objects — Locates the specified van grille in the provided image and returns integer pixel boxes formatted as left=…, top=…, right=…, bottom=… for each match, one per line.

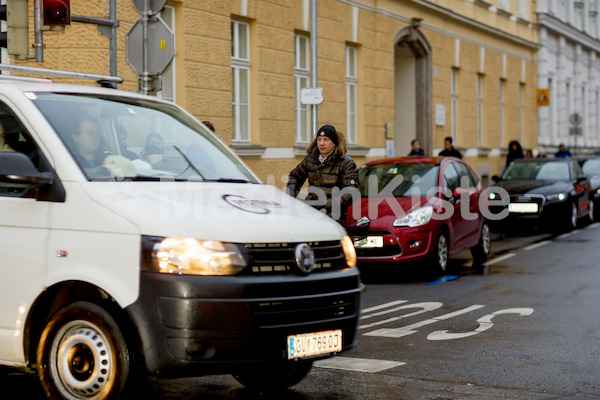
left=239, top=241, right=347, bottom=275
left=250, top=292, right=359, bottom=328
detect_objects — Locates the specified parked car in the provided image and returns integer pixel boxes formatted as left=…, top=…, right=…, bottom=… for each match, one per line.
left=575, top=156, right=600, bottom=221
left=345, top=156, right=491, bottom=274
left=489, top=158, right=591, bottom=231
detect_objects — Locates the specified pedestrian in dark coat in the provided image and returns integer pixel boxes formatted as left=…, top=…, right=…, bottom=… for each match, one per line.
left=287, top=124, right=359, bottom=223
left=554, top=143, right=572, bottom=158
left=506, top=140, right=524, bottom=167
left=438, top=136, right=462, bottom=159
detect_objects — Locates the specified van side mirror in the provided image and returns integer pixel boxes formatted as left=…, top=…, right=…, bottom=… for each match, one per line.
left=0, top=152, right=53, bottom=188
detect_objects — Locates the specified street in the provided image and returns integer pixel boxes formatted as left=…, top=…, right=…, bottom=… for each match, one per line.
left=3, top=223, right=600, bottom=399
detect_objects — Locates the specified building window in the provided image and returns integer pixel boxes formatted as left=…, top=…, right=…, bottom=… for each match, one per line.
left=575, top=1, right=585, bottom=30
left=477, top=74, right=483, bottom=147
left=499, top=80, right=505, bottom=147
left=596, top=90, right=599, bottom=146
left=498, top=0, right=510, bottom=12
left=519, top=83, right=524, bottom=144
left=346, top=45, right=357, bottom=145
left=295, top=35, right=310, bottom=144
left=451, top=68, right=458, bottom=143
left=566, top=82, right=572, bottom=145
left=582, top=85, right=587, bottom=141
left=157, top=6, right=176, bottom=103
left=549, top=78, right=555, bottom=141
left=231, top=20, right=250, bottom=143
left=518, top=0, right=529, bottom=19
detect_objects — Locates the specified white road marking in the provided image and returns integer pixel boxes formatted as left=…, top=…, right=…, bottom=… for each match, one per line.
left=361, top=300, right=408, bottom=316
left=359, top=302, right=442, bottom=328
left=523, top=241, right=551, bottom=251
left=314, top=356, right=405, bottom=372
left=427, top=308, right=534, bottom=340
left=557, top=231, right=576, bottom=239
left=364, top=305, right=485, bottom=338
left=486, top=253, right=515, bottom=265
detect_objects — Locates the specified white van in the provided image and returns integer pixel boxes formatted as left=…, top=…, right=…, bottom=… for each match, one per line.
left=0, top=72, right=362, bottom=399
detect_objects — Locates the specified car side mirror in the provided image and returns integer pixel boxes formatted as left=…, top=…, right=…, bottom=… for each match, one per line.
left=491, top=175, right=501, bottom=183
left=452, top=187, right=470, bottom=199
left=0, top=152, right=53, bottom=188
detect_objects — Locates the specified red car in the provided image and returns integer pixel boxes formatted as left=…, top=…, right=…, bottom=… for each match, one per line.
left=346, top=156, right=490, bottom=274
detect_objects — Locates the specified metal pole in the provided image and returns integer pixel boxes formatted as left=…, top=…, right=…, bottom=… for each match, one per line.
left=34, top=0, right=43, bottom=61
left=310, top=0, right=318, bottom=140
left=141, top=0, right=149, bottom=94
left=109, top=0, right=117, bottom=77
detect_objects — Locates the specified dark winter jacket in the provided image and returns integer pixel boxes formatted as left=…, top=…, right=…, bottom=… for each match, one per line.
left=287, top=134, right=359, bottom=223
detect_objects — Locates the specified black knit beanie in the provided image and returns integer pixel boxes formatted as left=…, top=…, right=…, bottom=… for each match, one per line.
left=317, top=124, right=338, bottom=146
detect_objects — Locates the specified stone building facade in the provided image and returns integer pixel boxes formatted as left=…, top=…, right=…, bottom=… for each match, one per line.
left=6, top=0, right=538, bottom=186
left=537, top=0, right=600, bottom=156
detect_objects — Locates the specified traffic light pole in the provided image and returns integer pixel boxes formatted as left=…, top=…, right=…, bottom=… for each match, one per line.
left=33, top=0, right=119, bottom=77
left=33, top=0, right=43, bottom=61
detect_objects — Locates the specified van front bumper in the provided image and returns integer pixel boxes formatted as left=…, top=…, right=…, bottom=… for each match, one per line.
left=125, top=269, right=362, bottom=376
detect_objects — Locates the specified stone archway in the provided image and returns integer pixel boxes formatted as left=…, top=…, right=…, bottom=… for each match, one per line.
left=393, top=21, right=433, bottom=157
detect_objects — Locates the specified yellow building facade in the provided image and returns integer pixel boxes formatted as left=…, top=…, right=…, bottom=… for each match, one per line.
left=9, top=0, right=538, bottom=187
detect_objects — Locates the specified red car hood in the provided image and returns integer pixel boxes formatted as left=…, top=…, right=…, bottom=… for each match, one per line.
left=347, top=197, right=440, bottom=224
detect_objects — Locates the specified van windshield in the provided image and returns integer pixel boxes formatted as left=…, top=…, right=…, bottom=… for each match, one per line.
left=30, top=92, right=259, bottom=183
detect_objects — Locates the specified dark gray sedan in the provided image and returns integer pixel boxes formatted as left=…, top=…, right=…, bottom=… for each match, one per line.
left=489, top=158, right=592, bottom=231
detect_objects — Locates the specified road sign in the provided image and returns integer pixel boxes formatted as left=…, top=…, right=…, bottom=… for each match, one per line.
left=569, top=127, right=582, bottom=136
left=536, top=88, right=550, bottom=107
left=569, top=112, right=582, bottom=126
left=125, top=17, right=174, bottom=76
left=131, top=0, right=166, bottom=14
left=301, top=87, right=323, bottom=105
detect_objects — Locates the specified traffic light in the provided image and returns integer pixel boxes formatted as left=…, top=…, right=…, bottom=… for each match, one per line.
left=42, top=0, right=70, bottom=26
left=0, top=0, right=30, bottom=60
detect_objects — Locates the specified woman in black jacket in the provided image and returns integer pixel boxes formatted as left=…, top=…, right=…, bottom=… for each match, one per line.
left=287, top=124, right=359, bottom=223
left=506, top=140, right=524, bottom=167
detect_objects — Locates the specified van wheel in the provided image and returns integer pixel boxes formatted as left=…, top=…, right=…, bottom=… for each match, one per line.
left=36, top=301, right=132, bottom=400
left=233, top=360, right=313, bottom=393
left=471, top=222, right=491, bottom=266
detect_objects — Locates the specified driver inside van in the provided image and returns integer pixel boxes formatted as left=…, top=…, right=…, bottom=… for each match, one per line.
left=0, top=132, right=14, bottom=152
left=71, top=117, right=106, bottom=168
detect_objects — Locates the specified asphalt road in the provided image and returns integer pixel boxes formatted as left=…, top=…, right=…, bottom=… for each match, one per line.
left=3, top=222, right=600, bottom=400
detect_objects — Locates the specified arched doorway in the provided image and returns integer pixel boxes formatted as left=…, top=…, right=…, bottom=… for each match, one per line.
left=394, top=22, right=432, bottom=157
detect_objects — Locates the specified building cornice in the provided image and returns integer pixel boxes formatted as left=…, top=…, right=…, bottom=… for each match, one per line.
left=537, top=12, right=600, bottom=54
left=333, top=0, right=539, bottom=53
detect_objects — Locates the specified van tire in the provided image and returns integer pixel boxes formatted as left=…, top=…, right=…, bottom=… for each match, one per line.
left=233, top=360, right=313, bottom=392
left=36, top=301, right=132, bottom=400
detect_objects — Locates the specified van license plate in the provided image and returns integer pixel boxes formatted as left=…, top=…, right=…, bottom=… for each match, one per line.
left=287, top=329, right=342, bottom=359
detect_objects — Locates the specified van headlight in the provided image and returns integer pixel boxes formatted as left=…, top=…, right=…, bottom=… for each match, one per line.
left=341, top=235, right=357, bottom=268
left=144, top=237, right=246, bottom=276
left=393, top=205, right=433, bottom=228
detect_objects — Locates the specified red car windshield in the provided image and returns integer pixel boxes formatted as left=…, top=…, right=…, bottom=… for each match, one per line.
left=358, top=163, right=439, bottom=197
